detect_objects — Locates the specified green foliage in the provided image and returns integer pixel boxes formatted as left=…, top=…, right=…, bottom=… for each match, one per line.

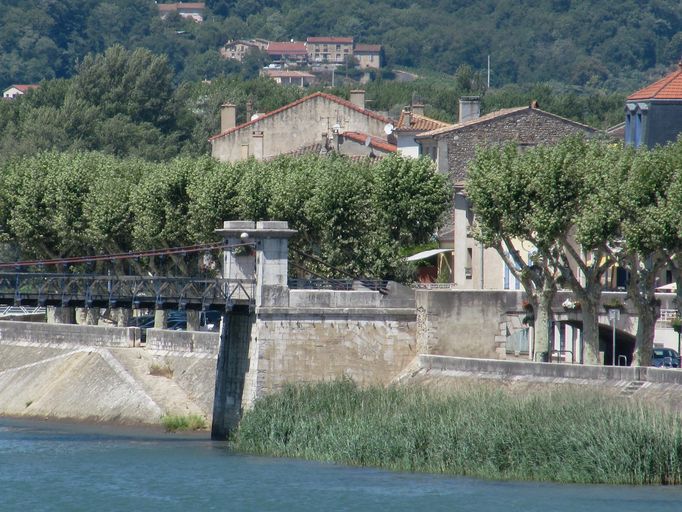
left=234, top=379, right=682, bottom=484
left=2, top=0, right=680, bottom=90
left=0, top=151, right=449, bottom=279
left=161, top=414, right=207, bottom=432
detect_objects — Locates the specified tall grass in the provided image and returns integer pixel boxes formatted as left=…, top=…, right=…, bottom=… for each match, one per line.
left=233, top=379, right=682, bottom=484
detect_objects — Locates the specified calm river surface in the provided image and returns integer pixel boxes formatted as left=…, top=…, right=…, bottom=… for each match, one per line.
left=1, top=418, right=681, bottom=512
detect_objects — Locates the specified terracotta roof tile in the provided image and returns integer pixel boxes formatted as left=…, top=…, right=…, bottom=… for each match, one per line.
left=354, top=44, right=382, bottom=53
left=395, top=111, right=452, bottom=132
left=209, top=92, right=392, bottom=141
left=270, top=143, right=386, bottom=162
left=341, top=131, right=397, bottom=153
left=266, top=41, right=307, bottom=55
left=9, top=84, right=40, bottom=93
left=628, top=63, right=682, bottom=100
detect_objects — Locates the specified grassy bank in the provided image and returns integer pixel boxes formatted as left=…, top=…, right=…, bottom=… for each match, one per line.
left=233, top=380, right=682, bottom=484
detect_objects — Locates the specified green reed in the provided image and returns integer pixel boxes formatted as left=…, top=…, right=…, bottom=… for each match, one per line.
left=161, top=414, right=207, bottom=432
left=233, top=379, right=682, bottom=484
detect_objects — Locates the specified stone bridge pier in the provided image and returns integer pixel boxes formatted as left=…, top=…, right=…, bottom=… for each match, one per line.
left=211, top=221, right=296, bottom=439
left=210, top=220, right=417, bottom=438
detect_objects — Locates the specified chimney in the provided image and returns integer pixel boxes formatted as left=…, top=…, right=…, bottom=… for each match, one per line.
left=411, top=103, right=425, bottom=116
left=252, top=131, right=264, bottom=160
left=246, top=99, right=254, bottom=121
left=402, top=108, right=412, bottom=128
left=220, top=103, right=236, bottom=132
left=458, top=96, right=481, bottom=123
left=350, top=89, right=366, bottom=109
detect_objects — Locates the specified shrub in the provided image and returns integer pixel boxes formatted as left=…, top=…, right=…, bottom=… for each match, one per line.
left=162, top=414, right=207, bottom=432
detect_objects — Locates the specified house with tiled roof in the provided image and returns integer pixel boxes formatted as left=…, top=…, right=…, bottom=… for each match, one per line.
left=354, top=44, right=383, bottom=69
left=221, top=40, right=266, bottom=62
left=625, top=61, right=682, bottom=148
left=261, top=69, right=316, bottom=86
left=158, top=2, right=205, bottom=22
left=306, top=37, right=354, bottom=64
left=2, top=84, right=39, bottom=100
left=266, top=42, right=308, bottom=64
left=210, top=90, right=395, bottom=162
left=394, top=103, right=453, bottom=158
left=415, top=97, right=597, bottom=291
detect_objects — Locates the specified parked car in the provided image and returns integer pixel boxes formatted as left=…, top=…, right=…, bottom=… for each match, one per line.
left=651, top=348, right=680, bottom=368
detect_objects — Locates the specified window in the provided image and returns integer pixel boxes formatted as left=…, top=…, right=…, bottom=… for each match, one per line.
left=634, top=112, right=642, bottom=147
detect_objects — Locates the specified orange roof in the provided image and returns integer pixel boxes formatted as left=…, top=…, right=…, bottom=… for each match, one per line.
left=354, top=44, right=382, bottom=53
left=267, top=41, right=307, bottom=55
left=307, top=37, right=353, bottom=44
left=628, top=63, right=682, bottom=100
left=6, top=84, right=40, bottom=93
left=342, top=131, right=396, bottom=153
left=395, top=111, right=452, bottom=132
left=209, top=92, right=391, bottom=141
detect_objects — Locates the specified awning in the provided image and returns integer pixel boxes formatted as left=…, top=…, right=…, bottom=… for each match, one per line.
left=405, top=248, right=452, bottom=262
left=656, top=282, right=677, bottom=292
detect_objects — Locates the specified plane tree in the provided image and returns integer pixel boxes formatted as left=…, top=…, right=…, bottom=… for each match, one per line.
left=468, top=138, right=624, bottom=364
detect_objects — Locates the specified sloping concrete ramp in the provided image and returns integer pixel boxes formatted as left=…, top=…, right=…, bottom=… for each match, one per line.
left=0, top=342, right=210, bottom=425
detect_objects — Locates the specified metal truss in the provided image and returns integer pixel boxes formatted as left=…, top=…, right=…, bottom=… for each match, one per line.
left=0, top=272, right=255, bottom=310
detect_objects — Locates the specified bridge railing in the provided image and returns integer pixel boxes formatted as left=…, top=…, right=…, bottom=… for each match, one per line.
left=0, top=272, right=255, bottom=309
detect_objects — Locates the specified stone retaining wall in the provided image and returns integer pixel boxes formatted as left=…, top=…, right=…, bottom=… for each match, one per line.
left=146, top=329, right=220, bottom=353
left=0, top=320, right=140, bottom=348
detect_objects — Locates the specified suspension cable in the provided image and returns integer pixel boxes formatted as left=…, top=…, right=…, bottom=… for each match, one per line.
left=0, top=241, right=255, bottom=269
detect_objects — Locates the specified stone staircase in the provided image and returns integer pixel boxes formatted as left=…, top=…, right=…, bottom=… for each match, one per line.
left=621, top=380, right=646, bottom=397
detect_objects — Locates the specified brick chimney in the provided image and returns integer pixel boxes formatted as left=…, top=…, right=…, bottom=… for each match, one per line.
left=411, top=103, right=425, bottom=116
left=350, top=89, right=366, bottom=109
left=220, top=103, right=236, bottom=132
left=458, top=96, right=480, bottom=123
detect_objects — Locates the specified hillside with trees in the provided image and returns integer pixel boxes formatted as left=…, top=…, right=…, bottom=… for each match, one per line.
left=1, top=0, right=681, bottom=90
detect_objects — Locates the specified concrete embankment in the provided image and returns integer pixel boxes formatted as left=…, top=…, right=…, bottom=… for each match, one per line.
left=0, top=321, right=218, bottom=425
left=396, top=355, right=682, bottom=410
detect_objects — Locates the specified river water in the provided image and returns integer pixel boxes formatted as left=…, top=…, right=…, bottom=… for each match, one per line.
left=1, top=418, right=681, bottom=512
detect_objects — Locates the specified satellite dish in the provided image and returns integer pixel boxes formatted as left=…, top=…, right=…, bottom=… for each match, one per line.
left=384, top=123, right=394, bottom=135
left=364, top=136, right=371, bottom=147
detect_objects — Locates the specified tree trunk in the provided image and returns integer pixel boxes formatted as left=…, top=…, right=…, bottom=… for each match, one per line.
left=580, top=293, right=601, bottom=365
left=532, top=286, right=555, bottom=362
left=634, top=304, right=656, bottom=367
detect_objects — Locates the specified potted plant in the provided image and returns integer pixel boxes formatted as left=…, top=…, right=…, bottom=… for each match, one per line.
left=671, top=317, right=682, bottom=334
left=562, top=298, right=581, bottom=310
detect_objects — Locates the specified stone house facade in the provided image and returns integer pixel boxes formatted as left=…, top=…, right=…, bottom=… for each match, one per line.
left=220, top=40, right=261, bottom=62
left=416, top=102, right=597, bottom=290
left=354, top=44, right=383, bottom=69
left=210, top=90, right=394, bottom=162
left=306, top=37, right=354, bottom=64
